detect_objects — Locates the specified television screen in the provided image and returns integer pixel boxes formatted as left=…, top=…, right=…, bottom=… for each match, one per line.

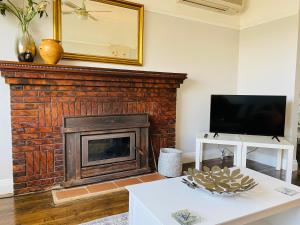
left=210, top=95, right=286, bottom=137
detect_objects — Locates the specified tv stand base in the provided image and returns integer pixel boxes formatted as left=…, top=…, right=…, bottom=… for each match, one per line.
left=272, top=136, right=280, bottom=142
left=196, top=133, right=294, bottom=183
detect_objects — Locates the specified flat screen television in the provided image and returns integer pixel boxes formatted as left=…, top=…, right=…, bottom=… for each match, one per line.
left=210, top=95, right=286, bottom=137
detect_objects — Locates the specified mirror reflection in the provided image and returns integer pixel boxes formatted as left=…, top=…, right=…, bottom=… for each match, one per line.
left=55, top=0, right=144, bottom=65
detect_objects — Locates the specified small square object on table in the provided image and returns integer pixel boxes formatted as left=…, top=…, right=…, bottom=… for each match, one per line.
left=126, top=168, right=300, bottom=225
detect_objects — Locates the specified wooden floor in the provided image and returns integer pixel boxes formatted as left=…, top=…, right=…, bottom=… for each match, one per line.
left=1, top=157, right=299, bottom=225
left=0, top=190, right=129, bottom=225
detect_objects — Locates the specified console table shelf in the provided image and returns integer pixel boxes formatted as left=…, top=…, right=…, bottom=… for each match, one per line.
left=196, top=133, right=294, bottom=183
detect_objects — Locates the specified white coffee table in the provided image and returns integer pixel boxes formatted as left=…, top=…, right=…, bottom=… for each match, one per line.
left=126, top=168, right=300, bottom=225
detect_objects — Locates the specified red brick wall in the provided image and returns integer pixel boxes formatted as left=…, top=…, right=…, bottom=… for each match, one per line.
left=1, top=62, right=186, bottom=195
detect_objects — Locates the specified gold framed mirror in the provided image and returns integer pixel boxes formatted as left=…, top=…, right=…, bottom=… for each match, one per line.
left=53, top=0, right=144, bottom=65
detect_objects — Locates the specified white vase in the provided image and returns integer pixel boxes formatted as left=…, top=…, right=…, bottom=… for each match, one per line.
left=158, top=148, right=183, bottom=177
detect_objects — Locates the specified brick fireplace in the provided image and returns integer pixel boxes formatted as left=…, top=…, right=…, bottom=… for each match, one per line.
left=0, top=61, right=186, bottom=195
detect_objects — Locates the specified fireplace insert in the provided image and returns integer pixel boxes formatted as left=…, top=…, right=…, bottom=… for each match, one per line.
left=82, top=132, right=136, bottom=166
left=63, top=114, right=151, bottom=187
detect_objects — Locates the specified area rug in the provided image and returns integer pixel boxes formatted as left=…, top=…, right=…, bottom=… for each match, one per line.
left=80, top=213, right=128, bottom=225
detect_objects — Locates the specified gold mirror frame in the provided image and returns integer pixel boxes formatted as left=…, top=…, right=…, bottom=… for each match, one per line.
left=53, top=0, right=144, bottom=66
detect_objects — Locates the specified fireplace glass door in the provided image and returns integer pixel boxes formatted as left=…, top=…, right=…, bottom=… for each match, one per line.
left=81, top=132, right=136, bottom=167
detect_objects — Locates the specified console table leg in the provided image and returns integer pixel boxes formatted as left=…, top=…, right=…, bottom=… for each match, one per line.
left=233, top=147, right=237, bottom=166
left=195, top=140, right=203, bottom=170
left=285, top=147, right=294, bottom=183
left=236, top=145, right=242, bottom=167
left=241, top=145, right=247, bottom=167
left=276, top=149, right=282, bottom=170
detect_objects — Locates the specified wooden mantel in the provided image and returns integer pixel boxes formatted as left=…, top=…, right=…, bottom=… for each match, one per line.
left=0, top=61, right=187, bottom=195
left=0, top=61, right=187, bottom=85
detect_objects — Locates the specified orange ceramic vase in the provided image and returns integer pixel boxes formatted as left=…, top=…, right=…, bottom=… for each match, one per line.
left=39, top=39, right=63, bottom=64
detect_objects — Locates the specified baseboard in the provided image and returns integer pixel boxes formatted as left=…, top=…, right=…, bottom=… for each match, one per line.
left=182, top=152, right=195, bottom=164
left=0, top=178, right=13, bottom=197
left=273, top=159, right=298, bottom=172
left=248, top=153, right=299, bottom=172
left=182, top=151, right=225, bottom=164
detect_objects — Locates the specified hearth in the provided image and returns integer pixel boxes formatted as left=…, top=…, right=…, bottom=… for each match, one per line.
left=63, top=114, right=151, bottom=187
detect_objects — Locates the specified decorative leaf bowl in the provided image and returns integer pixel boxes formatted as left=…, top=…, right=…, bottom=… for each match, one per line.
left=183, top=166, right=258, bottom=196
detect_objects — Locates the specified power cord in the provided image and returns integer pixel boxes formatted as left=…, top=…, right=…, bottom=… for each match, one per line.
left=217, top=145, right=234, bottom=160
left=217, top=145, right=258, bottom=160
left=247, top=147, right=259, bottom=155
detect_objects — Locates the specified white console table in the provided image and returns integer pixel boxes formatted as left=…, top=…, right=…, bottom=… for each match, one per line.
left=240, top=135, right=294, bottom=183
left=195, top=133, right=243, bottom=170
left=195, top=133, right=294, bottom=183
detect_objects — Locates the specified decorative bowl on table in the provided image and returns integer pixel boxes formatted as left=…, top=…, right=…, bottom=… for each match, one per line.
left=183, top=166, right=258, bottom=196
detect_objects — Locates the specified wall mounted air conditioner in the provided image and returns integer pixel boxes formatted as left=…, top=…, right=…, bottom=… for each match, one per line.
left=178, top=0, right=244, bottom=15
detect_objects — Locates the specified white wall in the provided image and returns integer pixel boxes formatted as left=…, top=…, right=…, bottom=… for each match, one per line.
left=294, top=7, right=300, bottom=156
left=238, top=15, right=299, bottom=169
left=0, top=2, right=53, bottom=196
left=134, top=0, right=240, bottom=29
left=0, top=76, right=13, bottom=196
left=0, top=2, right=239, bottom=195
left=240, top=0, right=299, bottom=29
